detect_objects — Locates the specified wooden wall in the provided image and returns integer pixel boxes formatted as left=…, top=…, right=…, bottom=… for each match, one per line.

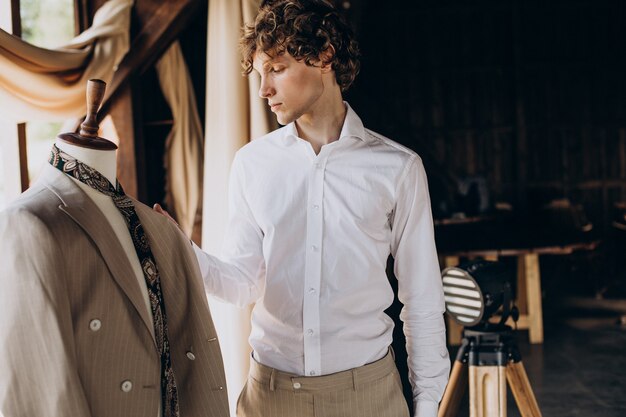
left=346, top=0, right=626, bottom=236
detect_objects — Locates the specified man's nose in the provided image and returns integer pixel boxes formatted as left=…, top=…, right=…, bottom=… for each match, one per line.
left=259, top=77, right=274, bottom=98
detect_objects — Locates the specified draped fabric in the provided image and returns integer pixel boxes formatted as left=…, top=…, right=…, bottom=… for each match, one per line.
left=156, top=41, right=204, bottom=237
left=0, top=0, right=202, bottom=245
left=0, top=0, right=133, bottom=122
left=203, top=0, right=277, bottom=414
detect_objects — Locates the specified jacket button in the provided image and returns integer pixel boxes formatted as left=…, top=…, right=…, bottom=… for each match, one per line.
left=186, top=351, right=196, bottom=360
left=89, top=319, right=102, bottom=331
left=120, top=380, right=133, bottom=392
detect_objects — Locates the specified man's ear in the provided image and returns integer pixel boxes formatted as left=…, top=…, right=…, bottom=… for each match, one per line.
left=319, top=45, right=335, bottom=73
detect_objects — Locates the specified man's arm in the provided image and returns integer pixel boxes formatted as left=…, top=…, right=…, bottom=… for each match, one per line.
left=390, top=155, right=450, bottom=417
left=0, top=210, right=92, bottom=417
left=158, top=153, right=265, bottom=308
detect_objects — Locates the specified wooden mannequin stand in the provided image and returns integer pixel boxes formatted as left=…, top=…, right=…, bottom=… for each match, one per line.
left=438, top=326, right=542, bottom=417
left=57, top=79, right=117, bottom=150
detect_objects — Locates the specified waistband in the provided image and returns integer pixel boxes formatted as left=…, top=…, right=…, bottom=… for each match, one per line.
left=248, top=348, right=397, bottom=393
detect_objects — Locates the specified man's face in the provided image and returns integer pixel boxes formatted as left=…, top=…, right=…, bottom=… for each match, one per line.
left=252, top=51, right=325, bottom=125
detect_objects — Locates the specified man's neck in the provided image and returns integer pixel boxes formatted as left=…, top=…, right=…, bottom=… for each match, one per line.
left=55, top=139, right=118, bottom=185
left=295, top=92, right=346, bottom=155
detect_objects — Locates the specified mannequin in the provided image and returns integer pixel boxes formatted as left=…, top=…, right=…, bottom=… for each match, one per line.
left=55, top=140, right=117, bottom=185
left=55, top=79, right=118, bottom=185
left=0, top=79, right=229, bottom=417
left=55, top=80, right=153, bottom=322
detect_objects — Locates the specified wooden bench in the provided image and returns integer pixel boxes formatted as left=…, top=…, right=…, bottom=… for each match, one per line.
left=435, top=216, right=600, bottom=345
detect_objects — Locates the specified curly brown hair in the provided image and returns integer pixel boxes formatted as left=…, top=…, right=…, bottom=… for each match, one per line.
left=240, top=0, right=360, bottom=92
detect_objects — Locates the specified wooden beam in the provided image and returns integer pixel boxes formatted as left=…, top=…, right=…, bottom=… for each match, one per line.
left=98, top=0, right=201, bottom=120
left=108, top=83, right=139, bottom=199
left=10, top=0, right=21, bottom=36
left=17, top=123, right=28, bottom=191
left=75, top=0, right=90, bottom=34
left=1, top=125, right=25, bottom=203
left=9, top=0, right=29, bottom=192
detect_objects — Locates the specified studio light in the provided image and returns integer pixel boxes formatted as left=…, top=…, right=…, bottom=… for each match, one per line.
left=442, top=259, right=516, bottom=328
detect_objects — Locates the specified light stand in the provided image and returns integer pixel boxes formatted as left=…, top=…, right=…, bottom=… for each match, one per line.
left=439, top=261, right=542, bottom=417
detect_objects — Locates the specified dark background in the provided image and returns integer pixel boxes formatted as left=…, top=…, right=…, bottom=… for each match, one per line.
left=346, top=0, right=626, bottom=230
left=337, top=0, right=626, bottom=411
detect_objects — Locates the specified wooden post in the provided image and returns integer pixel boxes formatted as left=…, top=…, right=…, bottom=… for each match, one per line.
left=516, top=255, right=528, bottom=315
left=523, top=253, right=544, bottom=344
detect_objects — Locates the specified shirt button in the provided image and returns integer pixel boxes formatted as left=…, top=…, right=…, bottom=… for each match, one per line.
left=314, top=163, right=321, bottom=169
left=186, top=351, right=196, bottom=360
left=309, top=371, right=316, bottom=376
left=120, top=380, right=133, bottom=392
left=89, top=319, right=102, bottom=331
left=313, top=204, right=319, bottom=210
left=308, top=287, right=316, bottom=294
left=307, top=329, right=314, bottom=336
left=293, top=382, right=302, bottom=389
left=311, top=245, right=318, bottom=251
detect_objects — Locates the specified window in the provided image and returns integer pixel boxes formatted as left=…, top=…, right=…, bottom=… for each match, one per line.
left=0, top=0, right=75, bottom=210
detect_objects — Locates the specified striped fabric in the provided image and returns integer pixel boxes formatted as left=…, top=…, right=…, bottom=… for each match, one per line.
left=237, top=349, right=409, bottom=417
left=48, top=144, right=181, bottom=417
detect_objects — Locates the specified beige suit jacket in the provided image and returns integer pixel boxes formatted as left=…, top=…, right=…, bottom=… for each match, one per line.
left=0, top=165, right=230, bottom=417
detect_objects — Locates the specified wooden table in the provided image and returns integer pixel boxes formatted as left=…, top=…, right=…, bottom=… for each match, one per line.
left=435, top=217, right=600, bottom=345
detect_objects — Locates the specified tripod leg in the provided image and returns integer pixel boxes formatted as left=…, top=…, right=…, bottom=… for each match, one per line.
left=469, top=365, right=507, bottom=417
left=438, top=360, right=468, bottom=417
left=506, top=361, right=542, bottom=417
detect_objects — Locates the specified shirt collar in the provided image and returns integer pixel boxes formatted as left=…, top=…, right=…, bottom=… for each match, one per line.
left=283, top=101, right=368, bottom=144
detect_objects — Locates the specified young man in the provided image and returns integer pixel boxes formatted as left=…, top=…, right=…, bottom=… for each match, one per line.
left=159, top=0, right=449, bottom=416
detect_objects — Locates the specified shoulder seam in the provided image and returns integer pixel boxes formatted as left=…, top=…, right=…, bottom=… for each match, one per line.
left=364, top=129, right=417, bottom=157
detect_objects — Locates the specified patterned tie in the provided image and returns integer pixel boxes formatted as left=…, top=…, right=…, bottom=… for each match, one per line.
left=49, top=145, right=180, bottom=417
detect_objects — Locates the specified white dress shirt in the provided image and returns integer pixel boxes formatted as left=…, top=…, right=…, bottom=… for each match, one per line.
left=195, top=103, right=449, bottom=417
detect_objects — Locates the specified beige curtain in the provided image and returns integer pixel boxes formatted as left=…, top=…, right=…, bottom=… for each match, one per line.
left=0, top=0, right=132, bottom=122
left=156, top=41, right=203, bottom=237
left=203, top=0, right=277, bottom=414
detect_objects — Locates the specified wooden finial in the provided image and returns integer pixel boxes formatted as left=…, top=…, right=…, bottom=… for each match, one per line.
left=57, top=79, right=117, bottom=150
left=79, top=79, right=106, bottom=138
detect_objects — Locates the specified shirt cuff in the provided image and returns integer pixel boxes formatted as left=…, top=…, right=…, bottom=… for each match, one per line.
left=414, top=401, right=439, bottom=417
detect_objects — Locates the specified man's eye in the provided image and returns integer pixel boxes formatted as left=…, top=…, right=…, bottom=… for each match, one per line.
left=272, top=67, right=285, bottom=73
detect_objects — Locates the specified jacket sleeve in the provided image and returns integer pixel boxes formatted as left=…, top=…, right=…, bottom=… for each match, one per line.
left=0, top=209, right=92, bottom=417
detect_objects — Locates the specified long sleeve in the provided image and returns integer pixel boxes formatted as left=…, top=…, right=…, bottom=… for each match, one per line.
left=390, top=155, right=450, bottom=417
left=194, top=153, right=266, bottom=307
left=0, top=209, right=92, bottom=417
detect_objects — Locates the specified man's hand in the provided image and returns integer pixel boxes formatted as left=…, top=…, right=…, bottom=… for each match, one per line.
left=153, top=203, right=181, bottom=231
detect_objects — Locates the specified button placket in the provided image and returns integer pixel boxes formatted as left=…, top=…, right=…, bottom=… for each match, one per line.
left=302, top=154, right=326, bottom=378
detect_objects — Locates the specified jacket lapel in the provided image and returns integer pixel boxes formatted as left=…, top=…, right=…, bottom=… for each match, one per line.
left=40, top=166, right=157, bottom=348
left=133, top=201, right=181, bottom=307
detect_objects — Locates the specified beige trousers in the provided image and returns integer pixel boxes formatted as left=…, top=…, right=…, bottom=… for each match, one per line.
left=236, top=349, right=410, bottom=417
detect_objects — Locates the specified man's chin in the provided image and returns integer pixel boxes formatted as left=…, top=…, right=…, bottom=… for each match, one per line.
left=275, top=113, right=295, bottom=126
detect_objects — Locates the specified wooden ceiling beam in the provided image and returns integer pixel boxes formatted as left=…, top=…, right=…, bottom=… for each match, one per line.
left=98, top=0, right=202, bottom=120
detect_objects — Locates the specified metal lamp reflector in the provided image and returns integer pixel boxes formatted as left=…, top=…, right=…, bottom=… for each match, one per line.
left=442, top=267, right=485, bottom=326
left=442, top=260, right=514, bottom=328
